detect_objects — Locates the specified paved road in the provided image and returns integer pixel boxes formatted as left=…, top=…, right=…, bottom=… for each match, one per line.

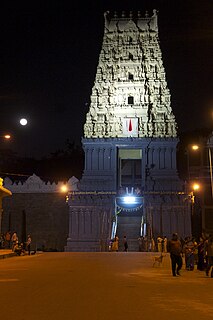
left=0, top=252, right=212, bottom=320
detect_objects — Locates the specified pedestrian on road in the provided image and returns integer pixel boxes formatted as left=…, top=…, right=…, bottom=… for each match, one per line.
left=26, top=234, right=32, bottom=255
left=138, top=236, right=143, bottom=252
left=143, top=236, right=148, bottom=252
left=204, top=234, right=213, bottom=277
left=11, top=232, right=18, bottom=252
left=5, top=231, right=11, bottom=249
left=163, top=236, right=168, bottom=253
left=157, top=236, right=163, bottom=252
left=151, top=237, right=156, bottom=252
left=197, top=237, right=206, bottom=271
left=183, top=236, right=195, bottom=271
left=123, top=235, right=128, bottom=252
left=111, top=235, right=119, bottom=252
left=0, top=233, right=4, bottom=248
left=167, top=233, right=183, bottom=277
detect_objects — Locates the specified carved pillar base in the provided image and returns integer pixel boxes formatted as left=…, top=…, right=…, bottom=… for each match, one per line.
left=65, top=194, right=113, bottom=252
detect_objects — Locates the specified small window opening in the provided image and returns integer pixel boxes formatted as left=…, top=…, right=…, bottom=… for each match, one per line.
left=128, top=96, right=134, bottom=105
left=129, top=53, right=133, bottom=61
left=128, top=73, right=134, bottom=80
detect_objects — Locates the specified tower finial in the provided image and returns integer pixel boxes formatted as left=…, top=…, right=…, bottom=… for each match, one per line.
left=151, top=9, right=158, bottom=32
left=104, top=11, right=110, bottom=29
left=153, top=9, right=158, bottom=17
left=145, top=11, right=149, bottom=18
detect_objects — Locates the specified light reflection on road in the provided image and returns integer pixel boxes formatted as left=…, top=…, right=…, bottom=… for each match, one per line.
left=0, top=279, right=20, bottom=282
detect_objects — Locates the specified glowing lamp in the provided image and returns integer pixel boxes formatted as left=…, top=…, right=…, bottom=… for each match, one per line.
left=4, top=134, right=11, bottom=139
left=191, top=145, right=199, bottom=151
left=192, top=183, right=200, bottom=191
left=123, top=196, right=136, bottom=204
left=60, top=185, right=68, bottom=193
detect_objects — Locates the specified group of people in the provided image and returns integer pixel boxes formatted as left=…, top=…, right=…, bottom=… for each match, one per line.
left=138, top=235, right=168, bottom=253
left=110, top=235, right=167, bottom=253
left=167, top=233, right=213, bottom=277
left=0, top=231, right=32, bottom=256
left=109, top=235, right=128, bottom=252
left=109, top=232, right=213, bottom=278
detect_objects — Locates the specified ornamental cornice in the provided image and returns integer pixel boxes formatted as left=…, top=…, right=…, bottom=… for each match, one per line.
left=3, top=174, right=79, bottom=194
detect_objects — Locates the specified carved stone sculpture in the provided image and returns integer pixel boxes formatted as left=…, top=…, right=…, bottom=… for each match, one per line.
left=84, top=10, right=177, bottom=139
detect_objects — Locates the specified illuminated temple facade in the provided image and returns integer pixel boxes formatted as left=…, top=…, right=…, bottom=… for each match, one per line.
left=65, top=10, right=191, bottom=251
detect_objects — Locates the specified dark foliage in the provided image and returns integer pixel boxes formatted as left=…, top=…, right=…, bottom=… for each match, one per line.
left=177, top=128, right=212, bottom=180
left=0, top=139, right=84, bottom=183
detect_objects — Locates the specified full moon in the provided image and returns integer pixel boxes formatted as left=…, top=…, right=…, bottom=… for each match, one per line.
left=20, top=118, right=28, bottom=126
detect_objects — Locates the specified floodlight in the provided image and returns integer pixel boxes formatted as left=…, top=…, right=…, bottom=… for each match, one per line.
left=123, top=196, right=136, bottom=204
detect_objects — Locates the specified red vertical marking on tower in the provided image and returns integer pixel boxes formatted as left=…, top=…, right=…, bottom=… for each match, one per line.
left=128, top=119, right=132, bottom=131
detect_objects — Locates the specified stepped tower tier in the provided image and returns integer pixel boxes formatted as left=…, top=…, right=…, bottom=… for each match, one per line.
left=84, top=10, right=177, bottom=139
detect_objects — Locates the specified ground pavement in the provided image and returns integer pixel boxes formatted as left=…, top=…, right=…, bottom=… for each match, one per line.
left=0, top=249, right=16, bottom=259
left=0, top=251, right=212, bottom=320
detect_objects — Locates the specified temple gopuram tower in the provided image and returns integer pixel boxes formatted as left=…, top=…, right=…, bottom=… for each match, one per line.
left=65, top=10, right=191, bottom=252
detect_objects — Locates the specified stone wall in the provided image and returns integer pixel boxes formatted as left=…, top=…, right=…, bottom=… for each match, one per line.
left=1, top=174, right=79, bottom=251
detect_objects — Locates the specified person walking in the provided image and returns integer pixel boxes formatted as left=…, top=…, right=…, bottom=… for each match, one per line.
left=5, top=231, right=11, bottom=249
left=151, top=237, right=156, bottom=252
left=163, top=236, right=168, bottom=253
left=111, top=235, right=119, bottom=252
left=11, top=232, right=18, bottom=252
left=144, top=236, right=148, bottom=252
left=123, top=235, right=128, bottom=252
left=138, top=236, right=143, bottom=252
left=26, top=234, right=32, bottom=255
left=0, top=233, right=4, bottom=248
left=204, top=234, right=213, bottom=277
left=197, top=237, right=205, bottom=271
left=167, top=233, right=183, bottom=277
left=183, top=236, right=195, bottom=271
left=157, top=236, right=163, bottom=252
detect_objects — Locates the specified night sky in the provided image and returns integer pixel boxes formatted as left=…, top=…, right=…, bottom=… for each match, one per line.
left=0, top=0, right=212, bottom=158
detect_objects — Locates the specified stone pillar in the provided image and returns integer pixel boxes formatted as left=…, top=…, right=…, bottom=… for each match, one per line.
left=65, top=194, right=113, bottom=251
left=0, top=182, right=12, bottom=234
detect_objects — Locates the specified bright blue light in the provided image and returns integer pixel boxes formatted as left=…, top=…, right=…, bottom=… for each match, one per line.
left=123, top=196, right=136, bottom=204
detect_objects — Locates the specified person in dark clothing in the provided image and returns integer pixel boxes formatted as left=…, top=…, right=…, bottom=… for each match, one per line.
left=123, top=235, right=128, bottom=252
left=197, top=237, right=206, bottom=271
left=183, top=237, right=195, bottom=271
left=204, top=234, right=213, bottom=277
left=167, top=233, right=183, bottom=276
left=26, top=234, right=32, bottom=255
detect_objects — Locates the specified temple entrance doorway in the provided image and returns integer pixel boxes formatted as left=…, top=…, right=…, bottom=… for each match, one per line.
left=111, top=190, right=144, bottom=251
left=117, top=149, right=142, bottom=189
left=116, top=209, right=143, bottom=251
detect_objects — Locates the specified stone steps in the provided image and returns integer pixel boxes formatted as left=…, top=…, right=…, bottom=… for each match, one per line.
left=117, top=215, right=142, bottom=251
